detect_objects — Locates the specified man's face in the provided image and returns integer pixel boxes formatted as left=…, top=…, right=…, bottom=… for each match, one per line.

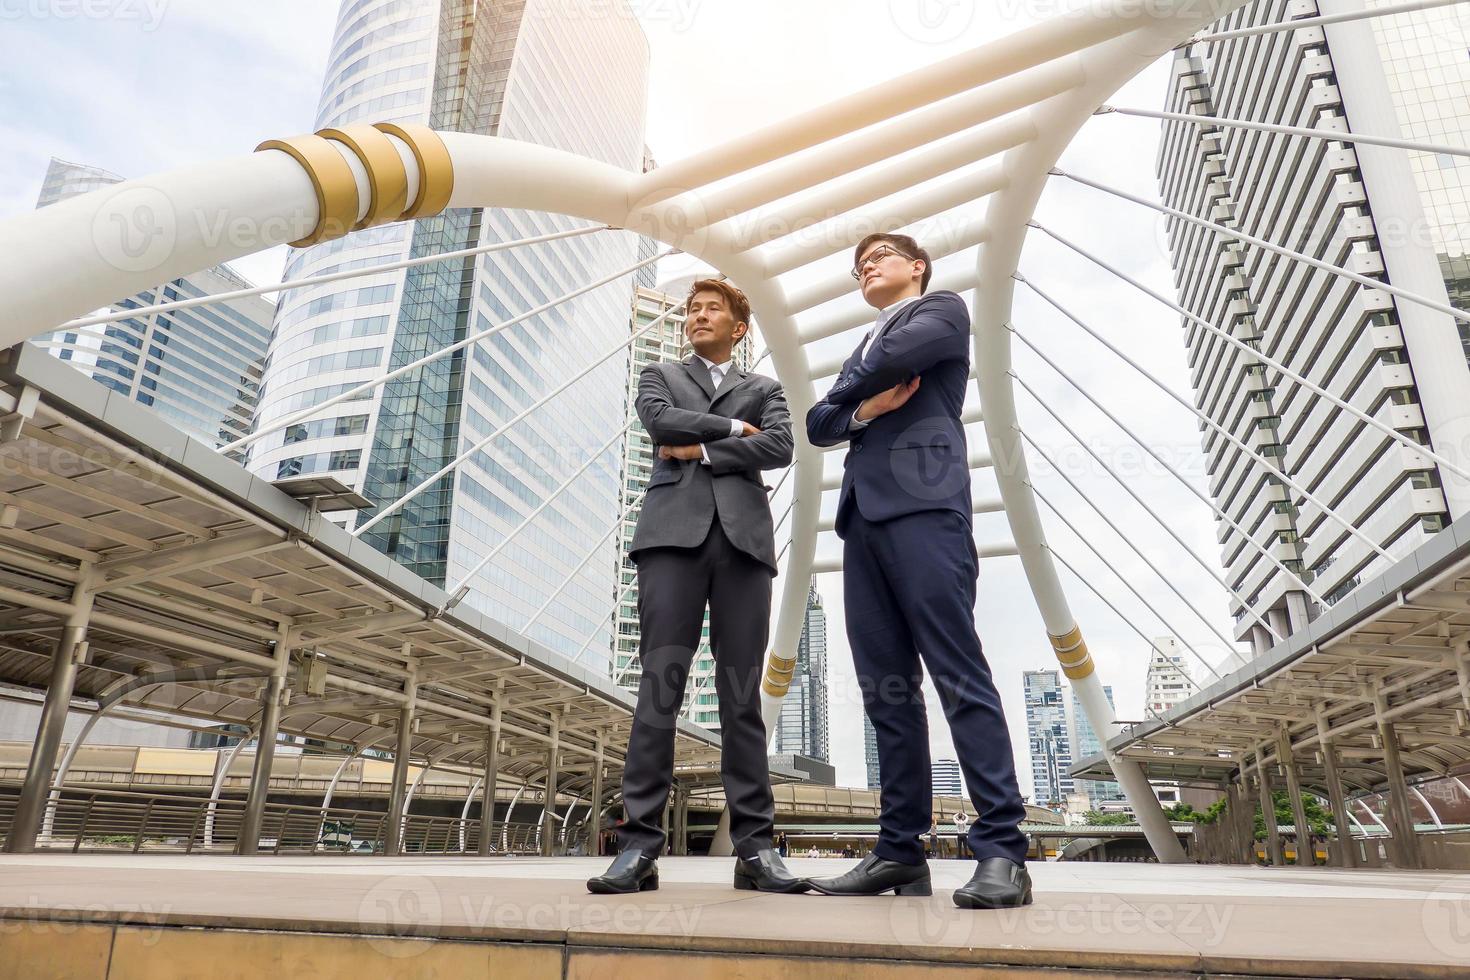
left=856, top=240, right=925, bottom=306
left=685, top=290, right=747, bottom=353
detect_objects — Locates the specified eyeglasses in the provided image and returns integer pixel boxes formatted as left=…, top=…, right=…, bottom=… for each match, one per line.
left=850, top=244, right=911, bottom=280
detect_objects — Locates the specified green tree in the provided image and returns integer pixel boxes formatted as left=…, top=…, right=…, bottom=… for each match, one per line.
left=1253, top=789, right=1333, bottom=841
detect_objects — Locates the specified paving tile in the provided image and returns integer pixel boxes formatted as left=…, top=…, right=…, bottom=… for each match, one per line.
left=0, top=855, right=1455, bottom=978
left=107, top=924, right=560, bottom=980
left=566, top=947, right=1182, bottom=979
left=0, top=920, right=113, bottom=980
left=1124, top=892, right=1468, bottom=980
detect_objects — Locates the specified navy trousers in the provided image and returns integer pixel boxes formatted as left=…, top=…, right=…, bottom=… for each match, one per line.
left=844, top=507, right=1029, bottom=865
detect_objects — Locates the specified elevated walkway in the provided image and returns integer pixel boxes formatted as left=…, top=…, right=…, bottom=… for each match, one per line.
left=1, top=853, right=1463, bottom=978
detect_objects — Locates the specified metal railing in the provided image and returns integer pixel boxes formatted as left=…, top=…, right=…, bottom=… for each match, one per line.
left=0, top=785, right=564, bottom=857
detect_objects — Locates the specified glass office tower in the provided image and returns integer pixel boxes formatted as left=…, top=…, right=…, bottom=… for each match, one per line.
left=33, top=158, right=272, bottom=453
left=250, top=0, right=650, bottom=668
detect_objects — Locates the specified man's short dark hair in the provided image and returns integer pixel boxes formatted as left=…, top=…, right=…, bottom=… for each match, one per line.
left=685, top=278, right=751, bottom=327
left=853, top=233, right=933, bottom=292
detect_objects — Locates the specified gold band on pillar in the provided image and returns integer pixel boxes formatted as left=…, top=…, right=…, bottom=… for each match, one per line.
left=762, top=651, right=797, bottom=699
left=1048, top=625, right=1094, bottom=680
left=318, top=124, right=410, bottom=230
left=374, top=122, right=455, bottom=220
left=254, top=134, right=361, bottom=247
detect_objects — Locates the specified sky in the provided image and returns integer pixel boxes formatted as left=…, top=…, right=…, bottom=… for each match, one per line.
left=1, top=0, right=1245, bottom=797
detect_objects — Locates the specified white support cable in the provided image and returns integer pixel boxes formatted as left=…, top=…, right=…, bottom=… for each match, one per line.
left=355, top=268, right=689, bottom=535
left=1027, top=221, right=1470, bottom=484
left=1014, top=378, right=1283, bottom=644
left=1096, top=105, right=1470, bottom=160
left=1014, top=278, right=1395, bottom=563
left=1047, top=546, right=1180, bottom=728
left=1052, top=167, right=1470, bottom=325
left=439, top=418, right=634, bottom=614
left=62, top=225, right=612, bottom=332
left=1031, top=483, right=1222, bottom=681
left=1182, top=0, right=1468, bottom=46
left=521, top=505, right=628, bottom=636
left=1020, top=428, right=1249, bottom=659
left=1006, top=345, right=1328, bottom=607
left=229, top=245, right=676, bottom=455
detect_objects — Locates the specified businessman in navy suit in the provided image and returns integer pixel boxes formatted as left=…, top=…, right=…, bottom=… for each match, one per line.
left=805, top=234, right=1032, bottom=909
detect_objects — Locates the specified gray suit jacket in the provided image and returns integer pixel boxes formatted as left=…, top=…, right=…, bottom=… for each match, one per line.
left=631, top=356, right=793, bottom=573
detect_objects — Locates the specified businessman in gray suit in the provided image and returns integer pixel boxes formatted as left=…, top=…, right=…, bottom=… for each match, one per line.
left=588, top=279, right=806, bottom=895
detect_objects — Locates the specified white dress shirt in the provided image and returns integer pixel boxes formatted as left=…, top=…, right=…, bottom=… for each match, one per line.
left=849, top=294, right=923, bottom=432
left=696, top=354, right=744, bottom=464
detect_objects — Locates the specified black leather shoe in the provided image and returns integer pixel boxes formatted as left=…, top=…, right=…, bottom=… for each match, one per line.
left=734, top=848, right=810, bottom=893
left=807, top=853, right=931, bottom=896
left=953, top=857, right=1032, bottom=909
left=587, top=850, right=658, bottom=895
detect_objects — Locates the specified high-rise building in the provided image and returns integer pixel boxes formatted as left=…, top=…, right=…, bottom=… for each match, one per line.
left=863, top=714, right=881, bottom=791
left=611, top=283, right=753, bottom=729
left=773, top=584, right=830, bottom=760
left=931, top=758, right=963, bottom=798
left=250, top=0, right=650, bottom=669
left=1024, top=668, right=1073, bottom=809
left=1145, top=637, right=1198, bottom=715
left=1144, top=637, right=1200, bottom=807
left=1068, top=685, right=1125, bottom=807
left=32, top=158, right=272, bottom=453
left=1157, top=0, right=1470, bottom=655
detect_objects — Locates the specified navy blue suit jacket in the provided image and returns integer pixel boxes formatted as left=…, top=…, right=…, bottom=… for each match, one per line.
left=805, top=290, right=973, bottom=538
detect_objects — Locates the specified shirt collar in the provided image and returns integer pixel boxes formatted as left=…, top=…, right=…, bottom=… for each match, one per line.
left=696, top=354, right=733, bottom=373
left=876, top=294, right=922, bottom=330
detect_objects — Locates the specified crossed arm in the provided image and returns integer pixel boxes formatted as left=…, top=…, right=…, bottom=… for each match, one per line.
left=636, top=366, right=794, bottom=474
left=826, top=291, right=970, bottom=405
left=805, top=292, right=970, bottom=446
left=701, top=382, right=793, bottom=475
left=636, top=365, right=745, bottom=445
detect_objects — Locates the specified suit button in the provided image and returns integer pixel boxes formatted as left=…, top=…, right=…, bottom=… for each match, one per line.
left=853, top=443, right=863, bottom=453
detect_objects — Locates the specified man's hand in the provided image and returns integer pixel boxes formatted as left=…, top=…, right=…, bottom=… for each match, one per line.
left=855, top=376, right=921, bottom=422
left=740, top=422, right=762, bottom=437
left=659, top=445, right=703, bottom=461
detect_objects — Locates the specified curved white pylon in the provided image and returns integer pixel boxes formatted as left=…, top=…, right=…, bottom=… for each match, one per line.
left=0, top=0, right=1253, bottom=863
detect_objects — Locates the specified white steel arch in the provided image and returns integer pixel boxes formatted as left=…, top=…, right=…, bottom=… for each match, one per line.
left=0, top=0, right=1253, bottom=862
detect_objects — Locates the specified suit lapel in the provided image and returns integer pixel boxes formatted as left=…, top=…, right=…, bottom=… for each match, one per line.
left=683, top=356, right=717, bottom=400
left=869, top=296, right=924, bottom=352
left=710, top=368, right=751, bottom=407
